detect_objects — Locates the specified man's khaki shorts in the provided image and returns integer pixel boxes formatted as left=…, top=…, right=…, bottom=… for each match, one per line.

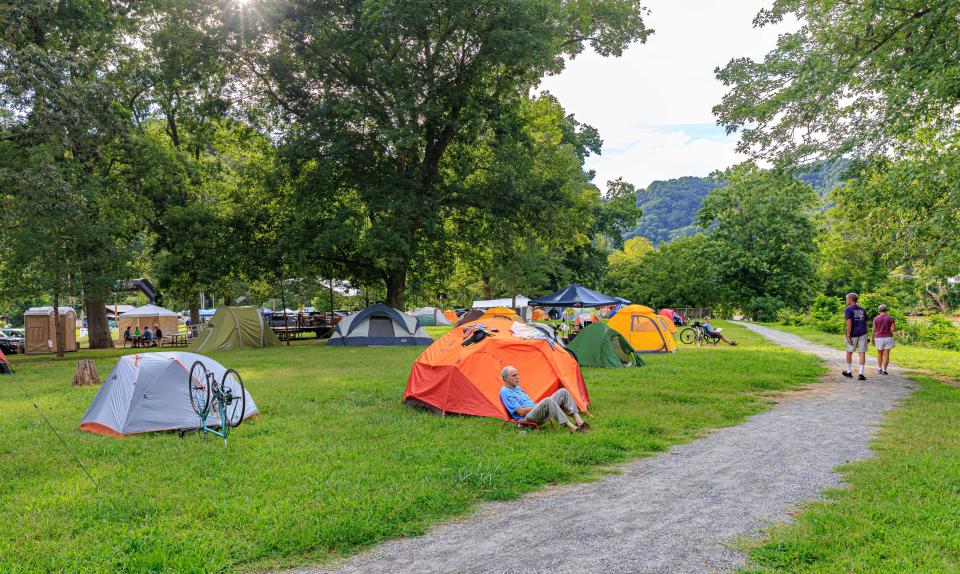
left=846, top=334, right=868, bottom=353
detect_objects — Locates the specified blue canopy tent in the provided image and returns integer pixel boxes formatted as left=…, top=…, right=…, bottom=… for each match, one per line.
left=530, top=284, right=628, bottom=308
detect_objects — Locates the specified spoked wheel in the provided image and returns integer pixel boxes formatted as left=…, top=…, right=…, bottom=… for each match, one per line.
left=188, top=361, right=212, bottom=417
left=221, top=368, right=246, bottom=428
left=679, top=328, right=696, bottom=345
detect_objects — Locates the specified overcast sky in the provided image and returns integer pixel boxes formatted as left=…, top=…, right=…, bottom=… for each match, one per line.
left=538, top=1, right=790, bottom=190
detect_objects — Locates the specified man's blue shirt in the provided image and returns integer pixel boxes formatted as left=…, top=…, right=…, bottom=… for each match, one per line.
left=500, top=385, right=535, bottom=420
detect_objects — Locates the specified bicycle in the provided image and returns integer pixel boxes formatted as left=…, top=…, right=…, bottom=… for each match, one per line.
left=187, top=360, right=247, bottom=444
left=678, top=321, right=719, bottom=346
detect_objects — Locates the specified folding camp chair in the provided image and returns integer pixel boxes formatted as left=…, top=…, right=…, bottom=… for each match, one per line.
left=500, top=397, right=555, bottom=432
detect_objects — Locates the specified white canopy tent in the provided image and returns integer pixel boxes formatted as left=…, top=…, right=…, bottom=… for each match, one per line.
left=470, top=295, right=530, bottom=321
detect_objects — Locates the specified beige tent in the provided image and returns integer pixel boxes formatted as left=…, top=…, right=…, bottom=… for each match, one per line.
left=24, top=307, right=77, bottom=354
left=119, top=304, right=179, bottom=338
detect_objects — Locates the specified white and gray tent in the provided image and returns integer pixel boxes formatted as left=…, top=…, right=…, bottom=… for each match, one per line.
left=411, top=306, right=452, bottom=326
left=79, top=352, right=258, bottom=436
left=328, top=304, right=432, bottom=346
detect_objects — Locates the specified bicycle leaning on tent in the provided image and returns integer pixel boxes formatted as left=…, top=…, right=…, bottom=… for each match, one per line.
left=678, top=321, right=720, bottom=346
left=186, top=360, right=246, bottom=444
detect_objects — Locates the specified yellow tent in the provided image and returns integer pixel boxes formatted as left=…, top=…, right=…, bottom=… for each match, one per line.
left=607, top=305, right=677, bottom=353
left=479, top=306, right=521, bottom=322
left=655, top=313, right=678, bottom=334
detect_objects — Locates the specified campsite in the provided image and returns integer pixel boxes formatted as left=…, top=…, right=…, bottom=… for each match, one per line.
left=4, top=0, right=960, bottom=573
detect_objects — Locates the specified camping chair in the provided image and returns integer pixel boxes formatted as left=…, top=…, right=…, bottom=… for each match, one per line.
left=499, top=397, right=555, bottom=432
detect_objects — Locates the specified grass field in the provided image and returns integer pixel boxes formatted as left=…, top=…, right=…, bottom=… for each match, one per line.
left=760, top=322, right=960, bottom=380
left=1, top=321, right=823, bottom=573
left=743, top=374, right=960, bottom=573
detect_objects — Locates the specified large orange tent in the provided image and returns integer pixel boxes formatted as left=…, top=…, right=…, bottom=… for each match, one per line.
left=607, top=305, right=677, bottom=353
left=404, top=317, right=589, bottom=419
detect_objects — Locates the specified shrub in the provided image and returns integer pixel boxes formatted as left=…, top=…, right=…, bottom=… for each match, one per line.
left=810, top=294, right=845, bottom=334
left=776, top=307, right=807, bottom=326
left=746, top=296, right=784, bottom=322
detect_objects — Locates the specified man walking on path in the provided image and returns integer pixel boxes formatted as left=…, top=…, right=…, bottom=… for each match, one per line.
left=873, top=304, right=897, bottom=375
left=843, top=293, right=868, bottom=380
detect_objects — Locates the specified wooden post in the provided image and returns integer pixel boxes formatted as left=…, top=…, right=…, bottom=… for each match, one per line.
left=72, top=360, right=101, bottom=386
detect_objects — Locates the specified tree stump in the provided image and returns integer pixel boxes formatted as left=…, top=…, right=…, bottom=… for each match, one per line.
left=72, top=360, right=101, bottom=386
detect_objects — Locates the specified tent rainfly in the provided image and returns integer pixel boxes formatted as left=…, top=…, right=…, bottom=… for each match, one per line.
left=189, top=306, right=281, bottom=352
left=328, top=304, right=432, bottom=346
left=80, top=352, right=258, bottom=436
left=0, top=348, right=11, bottom=374
left=567, top=323, right=643, bottom=368
left=412, top=307, right=452, bottom=327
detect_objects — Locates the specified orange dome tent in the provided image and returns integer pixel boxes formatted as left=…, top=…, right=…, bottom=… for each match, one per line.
left=443, top=309, right=458, bottom=323
left=532, top=308, right=548, bottom=321
left=607, top=305, right=677, bottom=353
left=479, top=306, right=521, bottom=322
left=404, top=317, right=589, bottom=419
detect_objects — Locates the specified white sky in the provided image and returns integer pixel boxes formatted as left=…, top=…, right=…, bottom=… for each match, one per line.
left=539, top=0, right=790, bottom=190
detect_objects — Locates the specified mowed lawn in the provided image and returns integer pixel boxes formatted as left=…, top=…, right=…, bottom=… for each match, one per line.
left=743, top=374, right=960, bottom=573
left=1, top=321, right=822, bottom=573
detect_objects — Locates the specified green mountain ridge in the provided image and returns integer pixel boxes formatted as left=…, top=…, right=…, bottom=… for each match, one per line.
left=627, top=159, right=851, bottom=245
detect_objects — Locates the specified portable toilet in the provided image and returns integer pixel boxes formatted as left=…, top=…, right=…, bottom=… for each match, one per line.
left=24, top=306, right=77, bottom=354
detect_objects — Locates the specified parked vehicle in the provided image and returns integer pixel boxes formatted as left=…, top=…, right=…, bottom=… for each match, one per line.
left=0, top=328, right=26, bottom=354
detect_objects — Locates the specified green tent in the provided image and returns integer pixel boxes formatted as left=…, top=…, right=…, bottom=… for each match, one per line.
left=189, top=306, right=281, bottom=352
left=566, top=322, right=643, bottom=368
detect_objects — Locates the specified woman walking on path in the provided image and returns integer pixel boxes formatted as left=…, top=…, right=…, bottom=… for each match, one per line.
left=873, top=304, right=896, bottom=375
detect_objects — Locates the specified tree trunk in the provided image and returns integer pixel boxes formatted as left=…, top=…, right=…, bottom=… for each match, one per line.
left=482, top=274, right=493, bottom=300
left=385, top=269, right=407, bottom=309
left=52, top=292, right=64, bottom=358
left=189, top=301, right=200, bottom=327
left=85, top=297, right=114, bottom=349
left=72, top=360, right=101, bottom=386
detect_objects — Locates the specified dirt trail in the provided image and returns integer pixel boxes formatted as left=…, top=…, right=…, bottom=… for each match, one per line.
left=288, top=322, right=915, bottom=574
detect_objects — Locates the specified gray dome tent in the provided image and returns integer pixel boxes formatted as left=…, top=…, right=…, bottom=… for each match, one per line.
left=328, top=305, right=432, bottom=346
left=79, top=352, right=258, bottom=436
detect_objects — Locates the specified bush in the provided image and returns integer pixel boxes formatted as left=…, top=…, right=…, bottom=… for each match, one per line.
left=911, top=316, right=960, bottom=351
left=746, top=296, right=784, bottom=322
left=776, top=308, right=808, bottom=326
left=810, top=294, right=845, bottom=334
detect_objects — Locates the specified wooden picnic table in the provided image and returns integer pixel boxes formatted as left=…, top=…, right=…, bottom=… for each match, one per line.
left=163, top=333, right=190, bottom=347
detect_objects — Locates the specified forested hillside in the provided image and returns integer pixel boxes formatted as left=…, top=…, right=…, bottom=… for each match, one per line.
left=628, top=158, right=851, bottom=245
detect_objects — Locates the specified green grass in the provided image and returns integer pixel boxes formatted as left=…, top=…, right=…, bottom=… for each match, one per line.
left=760, top=322, right=960, bottom=380
left=742, top=374, right=960, bottom=573
left=1, top=321, right=823, bottom=573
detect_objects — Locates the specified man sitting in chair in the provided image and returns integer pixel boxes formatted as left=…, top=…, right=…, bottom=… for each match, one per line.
left=702, top=316, right=737, bottom=346
left=499, top=366, right=588, bottom=432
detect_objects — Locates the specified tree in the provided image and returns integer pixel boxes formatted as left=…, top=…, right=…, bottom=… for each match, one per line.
left=238, top=0, right=652, bottom=307
left=0, top=0, right=142, bottom=350
left=715, top=0, right=960, bottom=163
left=696, top=163, right=820, bottom=311
left=604, top=234, right=720, bottom=309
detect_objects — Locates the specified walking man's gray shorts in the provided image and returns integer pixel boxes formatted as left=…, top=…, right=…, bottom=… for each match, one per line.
left=846, top=334, right=868, bottom=353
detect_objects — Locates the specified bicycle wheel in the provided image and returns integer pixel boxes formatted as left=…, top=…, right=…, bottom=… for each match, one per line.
left=188, top=361, right=212, bottom=417
left=221, top=368, right=246, bottom=428
left=679, top=328, right=696, bottom=345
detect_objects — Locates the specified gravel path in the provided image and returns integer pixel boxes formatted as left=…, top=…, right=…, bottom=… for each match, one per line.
left=289, top=323, right=915, bottom=574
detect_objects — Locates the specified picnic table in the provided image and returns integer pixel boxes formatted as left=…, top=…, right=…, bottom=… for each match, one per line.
left=162, top=333, right=190, bottom=347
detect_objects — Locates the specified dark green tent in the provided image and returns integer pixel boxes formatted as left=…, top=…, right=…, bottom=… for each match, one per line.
left=567, top=323, right=643, bottom=368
